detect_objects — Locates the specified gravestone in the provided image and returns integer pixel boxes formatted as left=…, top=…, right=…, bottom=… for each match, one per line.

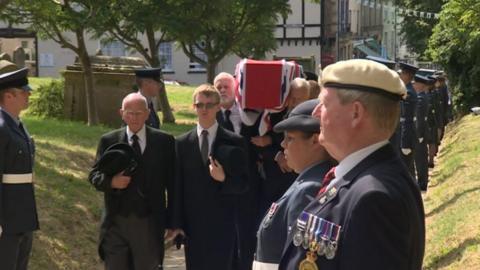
left=13, top=46, right=26, bottom=68
left=63, top=55, right=149, bottom=127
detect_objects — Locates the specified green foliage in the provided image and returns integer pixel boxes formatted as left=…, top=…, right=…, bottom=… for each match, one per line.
left=428, top=0, right=480, bottom=115
left=398, top=0, right=443, bottom=57
left=163, top=0, right=291, bottom=82
left=27, top=80, right=65, bottom=119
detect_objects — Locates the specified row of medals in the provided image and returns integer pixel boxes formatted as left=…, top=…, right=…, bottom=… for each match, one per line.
left=293, top=211, right=341, bottom=270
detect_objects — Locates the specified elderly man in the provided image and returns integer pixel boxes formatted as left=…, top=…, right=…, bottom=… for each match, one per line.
left=254, top=99, right=333, bottom=270
left=279, top=59, right=425, bottom=270
left=89, top=93, right=175, bottom=270
left=0, top=67, right=38, bottom=270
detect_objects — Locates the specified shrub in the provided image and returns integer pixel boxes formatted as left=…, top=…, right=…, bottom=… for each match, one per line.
left=27, top=80, right=64, bottom=118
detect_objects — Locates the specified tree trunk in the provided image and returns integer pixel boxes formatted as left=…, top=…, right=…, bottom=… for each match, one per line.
left=76, top=30, right=99, bottom=126
left=145, top=28, right=175, bottom=123
left=206, top=61, right=217, bottom=84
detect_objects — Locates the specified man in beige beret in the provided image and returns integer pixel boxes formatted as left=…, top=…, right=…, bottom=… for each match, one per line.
left=279, top=59, right=425, bottom=270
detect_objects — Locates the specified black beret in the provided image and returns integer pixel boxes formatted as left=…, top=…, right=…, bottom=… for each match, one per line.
left=399, top=62, right=419, bottom=73
left=94, top=143, right=138, bottom=176
left=134, top=67, right=162, bottom=82
left=304, top=71, right=318, bottom=82
left=212, top=144, right=247, bottom=177
left=0, top=68, right=32, bottom=92
left=273, top=99, right=320, bottom=133
left=366, top=56, right=396, bottom=70
left=414, top=74, right=431, bottom=84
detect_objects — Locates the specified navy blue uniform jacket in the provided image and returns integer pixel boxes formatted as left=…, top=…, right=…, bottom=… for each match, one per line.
left=279, top=144, right=425, bottom=270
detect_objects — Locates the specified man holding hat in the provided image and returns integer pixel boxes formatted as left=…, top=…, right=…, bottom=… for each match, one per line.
left=172, top=84, right=249, bottom=270
left=134, top=67, right=162, bottom=129
left=396, top=62, right=419, bottom=177
left=89, top=92, right=175, bottom=270
left=253, top=99, right=333, bottom=270
left=0, top=66, right=39, bottom=270
left=279, top=59, right=425, bottom=270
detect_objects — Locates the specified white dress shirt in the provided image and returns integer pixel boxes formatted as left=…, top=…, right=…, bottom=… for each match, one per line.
left=126, top=124, right=147, bottom=154
left=196, top=122, right=219, bottom=156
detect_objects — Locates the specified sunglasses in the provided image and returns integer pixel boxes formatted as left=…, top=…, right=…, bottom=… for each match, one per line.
left=194, top=102, right=218, bottom=109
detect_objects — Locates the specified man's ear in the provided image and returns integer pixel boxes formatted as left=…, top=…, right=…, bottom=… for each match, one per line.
left=351, top=101, right=366, bottom=126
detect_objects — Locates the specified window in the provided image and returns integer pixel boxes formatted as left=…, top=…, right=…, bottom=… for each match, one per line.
left=158, top=42, right=173, bottom=71
left=101, top=40, right=126, bottom=57
left=189, top=43, right=207, bottom=71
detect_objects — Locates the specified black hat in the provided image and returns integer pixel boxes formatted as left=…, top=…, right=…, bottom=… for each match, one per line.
left=399, top=62, right=419, bottom=74
left=366, top=56, right=396, bottom=70
left=273, top=99, right=320, bottom=133
left=94, top=143, right=138, bottom=176
left=212, top=144, right=247, bottom=177
left=427, top=75, right=438, bottom=84
left=414, top=74, right=431, bottom=84
left=0, top=68, right=32, bottom=92
left=134, top=67, right=162, bottom=82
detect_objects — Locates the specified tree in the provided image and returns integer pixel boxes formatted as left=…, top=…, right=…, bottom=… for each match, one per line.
left=2, top=0, right=100, bottom=125
left=163, top=0, right=291, bottom=83
left=428, top=0, right=480, bottom=115
left=94, top=0, right=175, bottom=123
left=397, top=0, right=442, bottom=58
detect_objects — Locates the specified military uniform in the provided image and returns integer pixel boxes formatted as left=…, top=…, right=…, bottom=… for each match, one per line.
left=398, top=63, right=418, bottom=177
left=0, top=68, right=39, bottom=270
left=413, top=75, right=430, bottom=191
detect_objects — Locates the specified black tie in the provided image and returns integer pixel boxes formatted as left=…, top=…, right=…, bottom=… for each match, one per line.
left=200, top=130, right=209, bottom=164
left=131, top=134, right=142, bottom=156
left=224, top=110, right=234, bottom=132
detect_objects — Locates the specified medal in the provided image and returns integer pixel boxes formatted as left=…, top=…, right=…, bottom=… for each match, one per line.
left=325, top=223, right=341, bottom=260
left=294, top=212, right=308, bottom=247
left=303, top=214, right=314, bottom=249
left=299, top=251, right=319, bottom=270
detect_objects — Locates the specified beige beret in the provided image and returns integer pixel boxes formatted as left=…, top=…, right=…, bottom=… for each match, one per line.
left=321, top=59, right=407, bottom=100
left=0, top=60, right=18, bottom=75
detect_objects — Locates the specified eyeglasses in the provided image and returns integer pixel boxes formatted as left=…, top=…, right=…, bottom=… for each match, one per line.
left=194, top=102, right=218, bottom=109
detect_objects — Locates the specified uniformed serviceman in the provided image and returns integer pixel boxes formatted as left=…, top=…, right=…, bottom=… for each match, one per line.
left=426, top=78, right=440, bottom=168
left=0, top=67, right=39, bottom=270
left=134, top=67, right=162, bottom=129
left=397, top=62, right=419, bottom=177
left=279, top=59, right=425, bottom=270
left=413, top=75, right=431, bottom=192
left=253, top=99, right=333, bottom=270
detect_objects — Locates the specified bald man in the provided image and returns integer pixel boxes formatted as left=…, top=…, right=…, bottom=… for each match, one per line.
left=89, top=93, right=176, bottom=270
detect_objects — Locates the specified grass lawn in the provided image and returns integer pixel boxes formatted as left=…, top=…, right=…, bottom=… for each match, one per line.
left=422, top=114, right=480, bottom=269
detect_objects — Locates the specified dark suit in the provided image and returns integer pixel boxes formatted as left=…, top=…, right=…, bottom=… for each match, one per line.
left=173, top=125, right=249, bottom=270
left=89, top=126, right=175, bottom=269
left=255, top=161, right=332, bottom=265
left=0, top=109, right=39, bottom=270
left=279, top=144, right=425, bottom=270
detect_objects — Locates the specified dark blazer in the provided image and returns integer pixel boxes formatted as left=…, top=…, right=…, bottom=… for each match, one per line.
left=0, top=110, right=39, bottom=233
left=255, top=161, right=332, bottom=264
left=173, top=125, right=249, bottom=270
left=88, top=126, right=175, bottom=258
left=279, top=144, right=425, bottom=270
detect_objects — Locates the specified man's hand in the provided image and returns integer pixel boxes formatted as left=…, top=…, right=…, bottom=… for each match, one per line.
left=251, top=135, right=272, bottom=147
left=165, top=229, right=185, bottom=242
left=275, top=152, right=293, bottom=173
left=209, top=157, right=226, bottom=182
left=419, top=137, right=424, bottom=143
left=111, top=171, right=131, bottom=189
left=401, top=148, right=412, bottom=155
left=0, top=225, right=2, bottom=238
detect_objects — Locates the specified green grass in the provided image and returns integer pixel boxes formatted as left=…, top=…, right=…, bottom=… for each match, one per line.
left=422, top=114, right=480, bottom=270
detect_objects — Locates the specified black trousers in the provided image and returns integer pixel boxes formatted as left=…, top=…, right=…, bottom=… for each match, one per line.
left=415, top=141, right=429, bottom=191
left=102, top=214, right=163, bottom=270
left=0, top=231, right=33, bottom=270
